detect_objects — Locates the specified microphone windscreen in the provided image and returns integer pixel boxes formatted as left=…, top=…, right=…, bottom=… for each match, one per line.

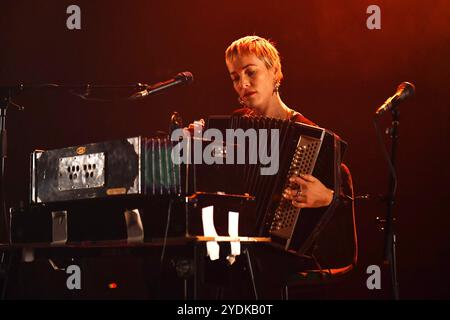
left=398, top=82, right=415, bottom=100
left=176, top=71, right=194, bottom=84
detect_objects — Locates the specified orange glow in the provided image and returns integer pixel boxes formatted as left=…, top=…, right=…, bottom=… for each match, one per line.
left=108, top=283, right=118, bottom=289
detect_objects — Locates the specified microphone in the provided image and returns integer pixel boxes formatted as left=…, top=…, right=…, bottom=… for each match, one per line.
left=375, top=82, right=415, bottom=115
left=130, top=71, right=193, bottom=100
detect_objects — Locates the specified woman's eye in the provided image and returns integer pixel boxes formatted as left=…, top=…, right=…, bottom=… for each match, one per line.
left=231, top=77, right=239, bottom=83
left=247, top=70, right=255, bottom=77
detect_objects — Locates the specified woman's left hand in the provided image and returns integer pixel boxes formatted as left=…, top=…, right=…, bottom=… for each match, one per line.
left=283, top=174, right=334, bottom=208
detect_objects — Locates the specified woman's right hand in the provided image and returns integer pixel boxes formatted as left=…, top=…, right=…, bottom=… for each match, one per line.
left=187, top=119, right=205, bottom=133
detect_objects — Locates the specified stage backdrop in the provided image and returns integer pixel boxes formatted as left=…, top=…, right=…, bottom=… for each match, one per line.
left=1, top=0, right=449, bottom=299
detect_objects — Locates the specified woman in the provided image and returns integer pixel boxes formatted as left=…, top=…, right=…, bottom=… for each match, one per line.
left=225, top=35, right=335, bottom=210
left=221, top=36, right=357, bottom=299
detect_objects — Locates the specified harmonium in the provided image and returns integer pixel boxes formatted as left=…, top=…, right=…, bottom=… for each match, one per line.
left=30, top=136, right=181, bottom=203
left=10, top=136, right=186, bottom=244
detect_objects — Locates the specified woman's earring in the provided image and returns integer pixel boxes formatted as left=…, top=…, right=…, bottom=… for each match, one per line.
left=238, top=97, right=246, bottom=106
left=274, top=81, right=280, bottom=93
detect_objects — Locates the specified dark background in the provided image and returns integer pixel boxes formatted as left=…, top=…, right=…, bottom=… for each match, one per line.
left=1, top=0, right=449, bottom=299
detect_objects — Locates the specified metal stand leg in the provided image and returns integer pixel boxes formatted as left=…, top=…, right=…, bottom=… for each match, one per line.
left=244, top=248, right=258, bottom=300
left=0, top=250, right=11, bottom=299
left=281, top=285, right=289, bottom=300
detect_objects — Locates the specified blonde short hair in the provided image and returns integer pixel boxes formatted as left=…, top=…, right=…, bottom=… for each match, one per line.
left=225, top=35, right=283, bottom=83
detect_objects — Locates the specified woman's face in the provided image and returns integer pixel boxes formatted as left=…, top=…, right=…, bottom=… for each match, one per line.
left=226, top=54, right=277, bottom=111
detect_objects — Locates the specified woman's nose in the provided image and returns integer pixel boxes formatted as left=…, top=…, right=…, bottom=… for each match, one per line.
left=240, top=77, right=250, bottom=89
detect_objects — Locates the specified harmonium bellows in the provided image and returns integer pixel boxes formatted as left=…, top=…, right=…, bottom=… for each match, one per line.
left=30, top=136, right=181, bottom=203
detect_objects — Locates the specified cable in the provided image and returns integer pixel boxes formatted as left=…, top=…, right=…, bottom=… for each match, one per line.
left=156, top=198, right=173, bottom=298
left=160, top=199, right=173, bottom=266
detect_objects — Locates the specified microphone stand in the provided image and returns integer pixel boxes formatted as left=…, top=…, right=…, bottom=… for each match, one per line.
left=0, top=88, right=12, bottom=245
left=383, top=108, right=400, bottom=300
left=0, top=87, right=13, bottom=300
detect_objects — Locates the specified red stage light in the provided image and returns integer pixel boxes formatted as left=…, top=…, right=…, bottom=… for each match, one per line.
left=108, top=282, right=118, bottom=289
